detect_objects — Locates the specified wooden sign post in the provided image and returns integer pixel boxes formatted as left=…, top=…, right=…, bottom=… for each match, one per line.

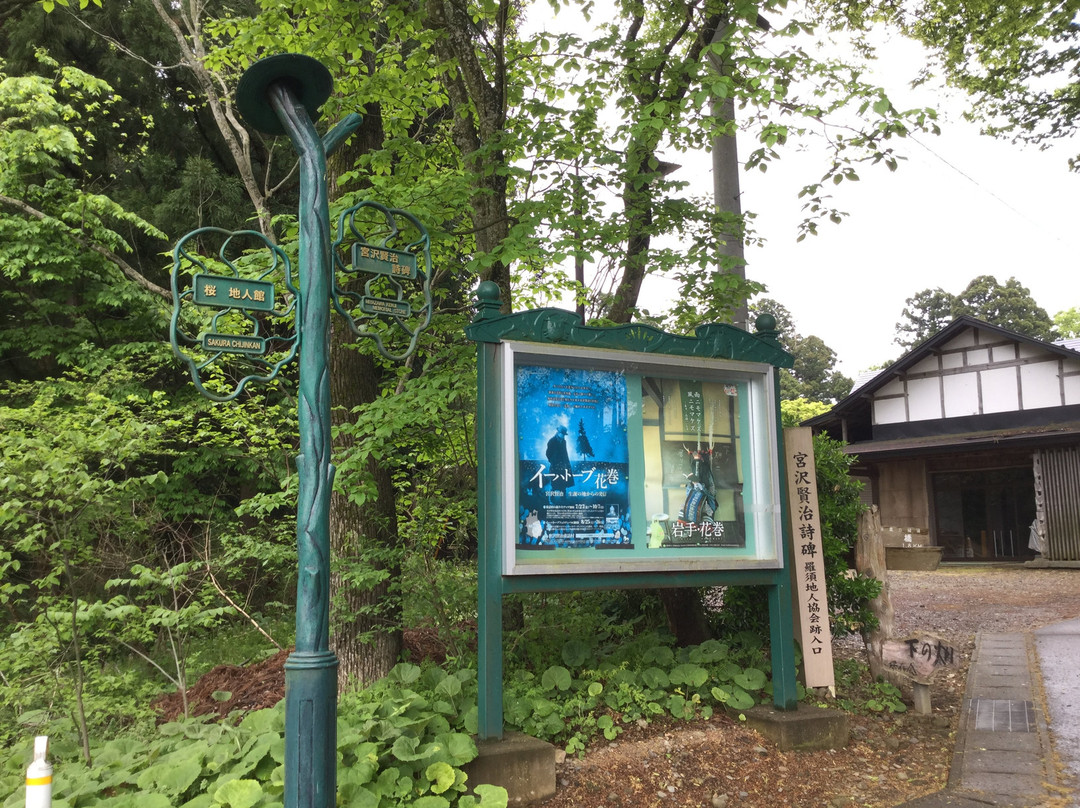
left=784, top=427, right=835, bottom=692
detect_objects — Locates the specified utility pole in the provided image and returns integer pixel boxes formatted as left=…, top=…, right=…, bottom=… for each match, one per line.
left=708, top=18, right=768, bottom=332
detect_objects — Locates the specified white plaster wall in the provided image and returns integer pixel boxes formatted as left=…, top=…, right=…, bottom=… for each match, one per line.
left=967, top=347, right=990, bottom=366
left=941, top=352, right=964, bottom=370
left=910, top=356, right=939, bottom=374
left=1065, top=374, right=1080, bottom=405
left=907, top=377, right=943, bottom=421
left=946, top=331, right=976, bottom=349
left=1018, top=343, right=1043, bottom=359
left=991, top=343, right=1018, bottom=363
left=943, top=373, right=980, bottom=417
left=1020, top=362, right=1063, bottom=410
left=879, top=378, right=904, bottom=397
left=982, top=367, right=1020, bottom=413
left=873, top=397, right=907, bottom=425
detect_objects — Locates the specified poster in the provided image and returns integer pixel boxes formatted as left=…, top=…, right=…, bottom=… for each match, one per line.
left=515, top=365, right=631, bottom=548
left=641, top=378, right=746, bottom=549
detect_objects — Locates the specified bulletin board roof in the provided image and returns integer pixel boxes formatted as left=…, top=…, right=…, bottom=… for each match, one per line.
left=464, top=282, right=792, bottom=368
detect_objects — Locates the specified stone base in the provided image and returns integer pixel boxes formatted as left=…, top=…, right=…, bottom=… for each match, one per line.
left=1025, top=557, right=1080, bottom=568
left=463, top=732, right=556, bottom=805
left=886, top=546, right=943, bottom=571
left=744, top=704, right=849, bottom=751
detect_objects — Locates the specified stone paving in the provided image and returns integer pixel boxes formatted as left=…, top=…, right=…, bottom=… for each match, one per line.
left=900, top=630, right=1073, bottom=807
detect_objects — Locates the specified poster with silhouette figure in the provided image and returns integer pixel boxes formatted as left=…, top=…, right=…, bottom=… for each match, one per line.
left=516, top=365, right=631, bottom=548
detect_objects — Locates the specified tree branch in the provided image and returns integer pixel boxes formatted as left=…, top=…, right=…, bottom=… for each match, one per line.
left=0, top=193, right=172, bottom=301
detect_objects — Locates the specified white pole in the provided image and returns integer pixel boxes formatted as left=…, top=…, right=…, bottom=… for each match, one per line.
left=25, top=736, right=51, bottom=808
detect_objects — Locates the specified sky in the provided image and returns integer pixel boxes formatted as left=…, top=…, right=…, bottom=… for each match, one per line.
left=719, top=35, right=1080, bottom=377
left=524, top=7, right=1080, bottom=378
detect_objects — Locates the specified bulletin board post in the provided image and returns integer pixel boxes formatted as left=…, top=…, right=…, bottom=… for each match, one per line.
left=467, top=283, right=800, bottom=741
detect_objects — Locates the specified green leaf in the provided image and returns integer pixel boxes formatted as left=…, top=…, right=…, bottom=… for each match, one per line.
left=212, top=779, right=263, bottom=808
left=640, top=667, right=669, bottom=689
left=435, top=675, right=463, bottom=699
left=540, top=665, right=572, bottom=692
left=388, top=663, right=422, bottom=685
left=425, top=761, right=457, bottom=794
left=727, top=687, right=755, bottom=711
left=668, top=664, right=708, bottom=688
left=732, top=668, right=767, bottom=691
left=411, top=798, right=450, bottom=808
left=561, top=639, right=590, bottom=668
left=459, top=782, right=511, bottom=808
left=137, top=757, right=203, bottom=795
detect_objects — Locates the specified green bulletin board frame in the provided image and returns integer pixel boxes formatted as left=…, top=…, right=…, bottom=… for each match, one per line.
left=465, top=283, right=801, bottom=740
left=501, top=342, right=782, bottom=574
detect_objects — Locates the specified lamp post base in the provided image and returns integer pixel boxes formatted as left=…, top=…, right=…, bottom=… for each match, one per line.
left=284, top=651, right=339, bottom=808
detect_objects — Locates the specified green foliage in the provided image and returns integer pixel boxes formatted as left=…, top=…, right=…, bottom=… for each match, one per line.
left=503, top=629, right=783, bottom=756
left=1055, top=307, right=1080, bottom=340
left=0, top=666, right=509, bottom=808
left=0, top=58, right=167, bottom=379
left=780, top=398, right=831, bottom=428
left=751, top=299, right=853, bottom=403
left=0, top=355, right=300, bottom=748
left=713, top=432, right=879, bottom=639
left=894, top=274, right=1055, bottom=347
left=832, top=658, right=907, bottom=714
left=887, top=0, right=1080, bottom=170
left=0, top=619, right=789, bottom=806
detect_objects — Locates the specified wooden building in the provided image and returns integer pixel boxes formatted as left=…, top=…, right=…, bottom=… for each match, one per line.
left=806, top=316, right=1080, bottom=564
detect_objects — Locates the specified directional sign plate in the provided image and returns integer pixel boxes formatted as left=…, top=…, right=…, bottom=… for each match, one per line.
left=201, top=333, right=267, bottom=355
left=360, top=297, right=412, bottom=318
left=194, top=274, right=275, bottom=311
left=351, top=244, right=417, bottom=279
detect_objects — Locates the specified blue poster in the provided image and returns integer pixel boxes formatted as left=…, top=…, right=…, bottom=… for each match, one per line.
left=516, top=365, right=631, bottom=548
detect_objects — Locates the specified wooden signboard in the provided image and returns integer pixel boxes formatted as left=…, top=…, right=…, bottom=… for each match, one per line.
left=784, top=427, right=835, bottom=691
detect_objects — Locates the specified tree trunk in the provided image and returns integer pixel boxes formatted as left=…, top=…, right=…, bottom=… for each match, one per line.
left=328, top=333, right=402, bottom=687
left=424, top=0, right=512, bottom=310
left=659, top=589, right=713, bottom=647
left=855, top=505, right=894, bottom=681
left=324, top=103, right=403, bottom=688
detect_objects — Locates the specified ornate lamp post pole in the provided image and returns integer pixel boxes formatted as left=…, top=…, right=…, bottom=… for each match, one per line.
left=170, top=54, right=432, bottom=808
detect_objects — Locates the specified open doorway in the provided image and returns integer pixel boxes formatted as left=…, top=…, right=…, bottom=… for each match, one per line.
left=932, top=468, right=1037, bottom=562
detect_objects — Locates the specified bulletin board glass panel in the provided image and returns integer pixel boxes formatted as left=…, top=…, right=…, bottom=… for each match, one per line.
left=500, top=342, right=783, bottom=575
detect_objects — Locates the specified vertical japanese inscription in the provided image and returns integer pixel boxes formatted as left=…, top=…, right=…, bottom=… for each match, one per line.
left=784, top=427, right=836, bottom=690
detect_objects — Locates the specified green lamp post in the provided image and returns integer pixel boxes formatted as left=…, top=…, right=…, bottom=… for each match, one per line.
left=169, top=54, right=432, bottom=808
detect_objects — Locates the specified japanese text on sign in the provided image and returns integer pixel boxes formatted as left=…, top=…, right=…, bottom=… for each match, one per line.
left=193, top=274, right=274, bottom=312
left=784, top=427, right=835, bottom=690
left=351, top=243, right=418, bottom=279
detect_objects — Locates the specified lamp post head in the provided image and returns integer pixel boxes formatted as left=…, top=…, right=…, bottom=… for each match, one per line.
left=236, top=53, right=333, bottom=135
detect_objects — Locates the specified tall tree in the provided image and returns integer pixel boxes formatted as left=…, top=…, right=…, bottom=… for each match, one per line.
left=894, top=287, right=956, bottom=349
left=1054, top=307, right=1080, bottom=340
left=953, top=275, right=1055, bottom=340
left=27, top=0, right=947, bottom=663
left=0, top=59, right=169, bottom=381
left=895, top=274, right=1055, bottom=347
left=751, top=298, right=853, bottom=403
left=882, top=0, right=1080, bottom=170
